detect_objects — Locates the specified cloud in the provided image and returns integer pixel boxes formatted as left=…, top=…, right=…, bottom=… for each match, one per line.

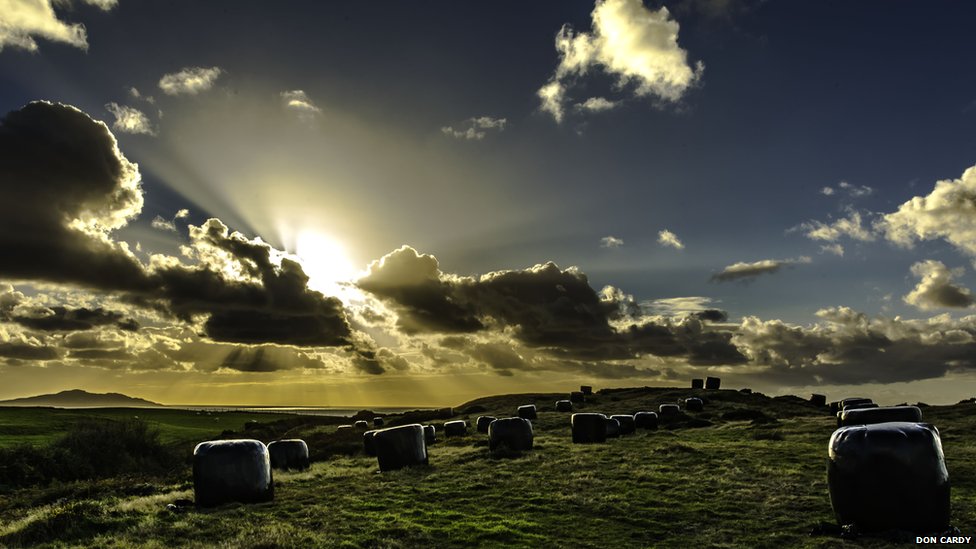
left=538, top=0, right=703, bottom=122
left=104, top=103, right=155, bottom=135
left=8, top=305, right=134, bottom=332
left=441, top=116, right=507, bottom=140
left=821, top=181, right=874, bottom=199
left=711, top=256, right=812, bottom=283
left=904, top=260, right=975, bottom=311
left=0, top=0, right=89, bottom=52
left=820, top=244, right=845, bottom=257
left=150, top=208, right=189, bottom=233
left=820, top=186, right=835, bottom=196
left=657, top=229, right=684, bottom=249
left=575, top=97, right=619, bottom=113
left=600, top=235, right=624, bottom=248
left=880, top=164, right=976, bottom=256
left=795, top=208, right=875, bottom=243
left=82, top=0, right=118, bottom=10
left=281, top=90, right=321, bottom=120
left=158, top=67, right=223, bottom=95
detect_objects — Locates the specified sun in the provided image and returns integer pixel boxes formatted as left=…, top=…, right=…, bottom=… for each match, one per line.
left=294, top=231, right=359, bottom=298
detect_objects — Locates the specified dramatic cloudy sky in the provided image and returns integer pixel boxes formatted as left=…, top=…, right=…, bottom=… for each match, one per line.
left=1, top=0, right=976, bottom=406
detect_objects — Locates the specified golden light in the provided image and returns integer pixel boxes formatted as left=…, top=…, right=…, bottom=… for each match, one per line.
left=294, top=231, right=359, bottom=299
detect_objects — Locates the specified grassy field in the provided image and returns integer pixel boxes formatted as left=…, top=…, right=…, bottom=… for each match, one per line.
left=0, top=387, right=974, bottom=548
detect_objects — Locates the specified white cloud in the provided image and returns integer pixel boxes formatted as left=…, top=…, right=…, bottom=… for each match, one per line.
left=575, top=97, right=619, bottom=113
left=281, top=90, right=321, bottom=120
left=820, top=186, right=835, bottom=196
left=82, top=0, right=118, bottom=10
left=104, top=103, right=155, bottom=135
left=158, top=66, right=223, bottom=95
left=151, top=209, right=190, bottom=233
left=838, top=181, right=873, bottom=198
left=819, top=243, right=845, bottom=257
left=796, top=208, right=875, bottom=243
left=657, top=229, right=684, bottom=249
left=441, top=116, right=507, bottom=140
left=600, top=235, right=624, bottom=248
left=538, top=0, right=703, bottom=122
left=0, top=0, right=89, bottom=52
left=641, top=296, right=718, bottom=316
left=904, top=260, right=975, bottom=311
left=712, top=256, right=811, bottom=283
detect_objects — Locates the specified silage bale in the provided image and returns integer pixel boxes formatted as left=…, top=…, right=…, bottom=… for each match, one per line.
left=610, top=414, right=636, bottom=435
left=691, top=378, right=704, bottom=389
left=840, top=397, right=873, bottom=409
left=476, top=416, right=496, bottom=434
left=838, top=406, right=923, bottom=428
left=374, top=424, right=429, bottom=472
left=363, top=430, right=378, bottom=456
left=517, top=404, right=537, bottom=420
left=843, top=402, right=879, bottom=412
left=354, top=420, right=369, bottom=430
left=555, top=400, right=573, bottom=412
left=488, top=417, right=534, bottom=452
left=658, top=404, right=680, bottom=417
left=569, top=391, right=585, bottom=404
left=336, top=425, right=353, bottom=432
left=193, top=439, right=274, bottom=508
left=571, top=413, right=607, bottom=443
left=705, top=376, right=721, bottom=390
left=605, top=417, right=621, bottom=438
left=373, top=417, right=385, bottom=427
left=828, top=422, right=949, bottom=533
left=810, top=394, right=827, bottom=407
left=739, top=388, right=752, bottom=394
left=423, top=424, right=436, bottom=445
left=580, top=385, right=593, bottom=395
left=444, top=419, right=467, bottom=437
left=634, top=411, right=658, bottom=430
left=685, top=397, right=704, bottom=412
left=268, top=439, right=310, bottom=471
left=829, top=401, right=841, bottom=414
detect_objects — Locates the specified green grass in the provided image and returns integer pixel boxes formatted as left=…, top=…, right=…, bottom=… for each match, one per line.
left=1, top=388, right=974, bottom=548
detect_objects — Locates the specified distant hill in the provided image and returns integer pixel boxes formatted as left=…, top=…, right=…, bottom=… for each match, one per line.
left=0, top=389, right=163, bottom=408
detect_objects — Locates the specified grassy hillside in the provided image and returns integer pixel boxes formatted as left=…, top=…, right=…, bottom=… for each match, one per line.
left=0, top=387, right=974, bottom=548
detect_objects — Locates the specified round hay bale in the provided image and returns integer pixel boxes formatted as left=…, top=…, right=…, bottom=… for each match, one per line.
left=555, top=400, right=573, bottom=412
left=517, top=404, right=537, bottom=420
left=840, top=397, right=873, bottom=409
left=810, top=394, right=827, bottom=407
left=488, top=417, right=534, bottom=452
left=569, top=391, right=585, bottom=404
left=828, top=422, right=950, bottom=533
left=571, top=413, right=607, bottom=444
left=336, top=425, right=353, bottom=432
left=444, top=420, right=467, bottom=437
left=363, top=430, right=378, bottom=456
left=691, top=378, right=704, bottom=389
left=838, top=406, right=923, bottom=428
left=610, top=414, right=636, bottom=435
left=193, top=439, right=274, bottom=508
left=605, top=417, right=621, bottom=438
left=373, top=417, right=385, bottom=427
left=476, top=416, right=496, bottom=434
left=580, top=385, right=593, bottom=395
left=843, top=402, right=879, bottom=412
left=659, top=404, right=680, bottom=416
left=739, top=388, right=752, bottom=394
left=685, top=397, right=704, bottom=412
left=829, top=401, right=841, bottom=414
left=374, top=424, right=429, bottom=472
left=268, top=439, right=309, bottom=471
left=634, top=411, right=658, bottom=430
left=705, top=376, right=721, bottom=390
left=423, top=424, right=436, bottom=445
left=354, top=420, right=370, bottom=430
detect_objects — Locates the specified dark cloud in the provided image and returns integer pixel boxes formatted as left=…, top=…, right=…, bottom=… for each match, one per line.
left=10, top=306, right=135, bottom=332
left=711, top=257, right=811, bottom=283
left=692, top=309, right=728, bottom=322
left=903, top=260, right=975, bottom=310
left=0, top=342, right=60, bottom=361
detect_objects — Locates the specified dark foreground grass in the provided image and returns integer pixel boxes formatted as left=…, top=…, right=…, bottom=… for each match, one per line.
left=1, top=388, right=975, bottom=548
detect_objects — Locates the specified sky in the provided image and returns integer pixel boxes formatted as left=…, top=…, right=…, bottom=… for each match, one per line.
left=1, top=0, right=976, bottom=406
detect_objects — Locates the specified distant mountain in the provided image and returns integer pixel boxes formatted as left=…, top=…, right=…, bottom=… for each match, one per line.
left=0, top=389, right=163, bottom=408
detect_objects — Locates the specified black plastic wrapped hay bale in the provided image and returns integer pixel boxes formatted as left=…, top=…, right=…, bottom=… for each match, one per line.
left=363, top=430, right=378, bottom=456
left=829, top=401, right=841, bottom=414
left=193, top=439, right=274, bottom=508
left=374, top=424, right=429, bottom=472
left=336, top=425, right=353, bottom=432
left=517, top=404, right=537, bottom=420
left=843, top=402, right=879, bottom=412
left=571, top=413, right=607, bottom=443
left=610, top=414, right=635, bottom=435
left=423, top=424, right=436, bottom=445
left=838, top=406, right=923, bottom=428
left=476, top=416, right=496, bottom=434
left=827, top=422, right=950, bottom=533
left=373, top=417, right=385, bottom=427
left=840, top=397, right=872, bottom=409
left=488, top=417, right=534, bottom=452
left=659, top=404, right=680, bottom=417
left=810, top=394, right=827, bottom=407
left=354, top=420, right=369, bottom=430
left=685, top=398, right=704, bottom=412
left=268, top=439, right=309, bottom=471
left=705, top=376, right=721, bottom=390
left=605, top=417, right=621, bottom=438
left=570, top=391, right=585, bottom=404
left=444, top=420, right=467, bottom=437
left=634, top=411, right=658, bottom=430
left=555, top=400, right=573, bottom=412
left=739, top=388, right=752, bottom=394
left=691, top=378, right=704, bottom=389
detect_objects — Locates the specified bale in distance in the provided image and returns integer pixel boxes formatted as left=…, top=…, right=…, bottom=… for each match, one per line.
left=837, top=406, right=923, bottom=428
left=193, top=439, right=274, bottom=508
left=354, top=420, right=370, bottom=430
left=610, top=414, right=636, bottom=435
left=571, top=413, right=607, bottom=444
left=374, top=424, right=429, bottom=472
left=605, top=417, right=621, bottom=438
left=810, top=394, right=827, bottom=407
left=840, top=397, right=873, bottom=409
left=659, top=404, right=680, bottom=417
left=828, top=422, right=949, bottom=533
left=634, top=411, right=658, bottom=430
left=691, top=378, right=704, bottom=389
left=476, top=416, right=496, bottom=434
left=363, top=430, right=378, bottom=456
left=828, top=401, right=841, bottom=414
left=423, top=424, right=436, bottom=445
left=268, top=439, right=310, bottom=471
left=705, top=376, right=721, bottom=390
left=373, top=417, right=385, bottom=427
left=488, top=417, right=534, bottom=452
left=444, top=420, right=467, bottom=437
left=685, top=397, right=704, bottom=412
left=555, top=400, right=573, bottom=412
left=569, top=391, right=585, bottom=404
left=739, top=388, right=752, bottom=394
left=843, top=402, right=879, bottom=412
left=336, top=425, right=353, bottom=432
left=517, top=404, right=537, bottom=420
left=580, top=385, right=593, bottom=395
